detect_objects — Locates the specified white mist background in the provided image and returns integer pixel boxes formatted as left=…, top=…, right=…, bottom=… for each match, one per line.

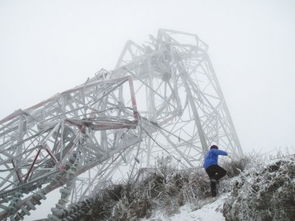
left=0, top=0, right=294, bottom=219
left=1, top=0, right=295, bottom=153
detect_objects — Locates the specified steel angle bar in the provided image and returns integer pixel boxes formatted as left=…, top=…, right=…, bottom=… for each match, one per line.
left=125, top=71, right=179, bottom=111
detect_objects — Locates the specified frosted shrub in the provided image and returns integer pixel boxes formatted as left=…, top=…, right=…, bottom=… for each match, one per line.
left=221, top=156, right=251, bottom=178
left=223, top=156, right=295, bottom=221
left=59, top=161, right=217, bottom=220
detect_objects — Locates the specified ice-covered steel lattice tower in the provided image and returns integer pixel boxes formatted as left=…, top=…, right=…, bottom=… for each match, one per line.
left=0, top=29, right=242, bottom=220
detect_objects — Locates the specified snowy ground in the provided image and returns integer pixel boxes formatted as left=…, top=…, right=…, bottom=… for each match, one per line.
left=141, top=193, right=228, bottom=221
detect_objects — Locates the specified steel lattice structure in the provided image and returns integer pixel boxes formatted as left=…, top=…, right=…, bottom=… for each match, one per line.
left=0, top=29, right=242, bottom=220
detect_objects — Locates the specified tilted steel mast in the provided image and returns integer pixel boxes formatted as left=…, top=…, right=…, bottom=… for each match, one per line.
left=0, top=29, right=242, bottom=220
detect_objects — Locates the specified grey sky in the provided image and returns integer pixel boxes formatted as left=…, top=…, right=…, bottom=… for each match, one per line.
left=0, top=0, right=294, bottom=155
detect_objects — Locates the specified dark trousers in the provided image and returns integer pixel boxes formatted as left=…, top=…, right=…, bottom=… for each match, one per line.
left=205, top=165, right=227, bottom=197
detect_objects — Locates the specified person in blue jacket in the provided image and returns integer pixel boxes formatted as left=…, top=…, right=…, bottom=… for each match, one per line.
left=203, top=145, right=228, bottom=197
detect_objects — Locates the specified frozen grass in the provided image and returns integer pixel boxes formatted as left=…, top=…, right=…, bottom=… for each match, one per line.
left=57, top=156, right=252, bottom=221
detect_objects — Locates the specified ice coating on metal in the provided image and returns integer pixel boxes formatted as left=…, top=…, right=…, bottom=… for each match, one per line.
left=0, top=29, right=242, bottom=220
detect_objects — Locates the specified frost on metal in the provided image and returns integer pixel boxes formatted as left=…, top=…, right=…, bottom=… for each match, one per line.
left=0, top=29, right=242, bottom=220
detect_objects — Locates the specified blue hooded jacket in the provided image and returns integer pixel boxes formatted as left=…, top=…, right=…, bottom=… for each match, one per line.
left=203, top=149, right=228, bottom=169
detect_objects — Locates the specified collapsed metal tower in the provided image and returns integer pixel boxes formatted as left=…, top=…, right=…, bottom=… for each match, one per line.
left=0, top=29, right=242, bottom=220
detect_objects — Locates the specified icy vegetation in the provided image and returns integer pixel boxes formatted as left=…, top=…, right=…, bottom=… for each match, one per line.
left=57, top=154, right=294, bottom=221
left=223, top=155, right=295, bottom=221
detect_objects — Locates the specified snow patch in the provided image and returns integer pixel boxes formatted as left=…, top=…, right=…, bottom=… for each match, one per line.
left=141, top=193, right=228, bottom=221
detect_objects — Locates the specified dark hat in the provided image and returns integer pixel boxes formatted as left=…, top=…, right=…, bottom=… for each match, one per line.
left=210, top=145, right=219, bottom=149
